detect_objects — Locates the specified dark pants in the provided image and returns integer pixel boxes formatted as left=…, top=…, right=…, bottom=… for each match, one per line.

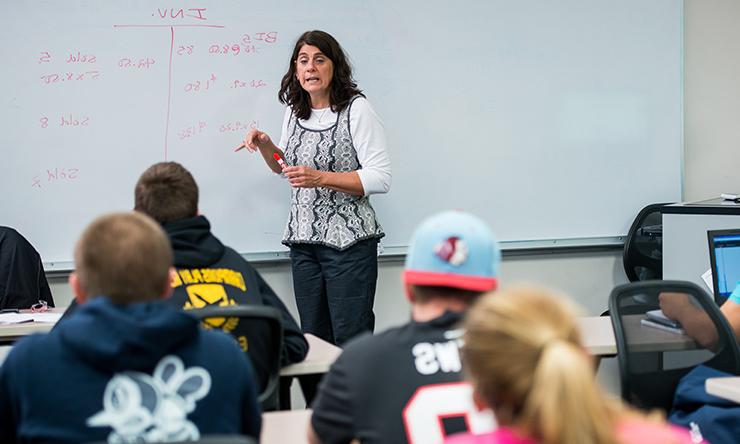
left=290, top=238, right=378, bottom=346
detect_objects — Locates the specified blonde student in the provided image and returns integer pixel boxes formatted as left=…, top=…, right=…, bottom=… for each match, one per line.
left=446, top=286, right=698, bottom=444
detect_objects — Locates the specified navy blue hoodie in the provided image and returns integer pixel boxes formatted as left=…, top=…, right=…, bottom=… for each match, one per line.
left=0, top=297, right=261, bottom=443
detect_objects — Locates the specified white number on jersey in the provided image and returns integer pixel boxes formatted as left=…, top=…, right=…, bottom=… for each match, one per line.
left=402, top=381, right=496, bottom=444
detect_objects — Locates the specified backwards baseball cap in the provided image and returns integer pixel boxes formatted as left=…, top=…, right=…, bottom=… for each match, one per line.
left=403, top=211, right=501, bottom=292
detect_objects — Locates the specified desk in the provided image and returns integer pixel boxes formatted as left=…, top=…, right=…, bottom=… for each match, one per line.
left=279, top=334, right=343, bottom=409
left=578, top=316, right=617, bottom=355
left=619, top=314, right=696, bottom=352
left=0, top=308, right=65, bottom=343
left=281, top=334, right=342, bottom=377
left=577, top=314, right=696, bottom=356
left=705, top=377, right=740, bottom=404
left=262, top=409, right=311, bottom=444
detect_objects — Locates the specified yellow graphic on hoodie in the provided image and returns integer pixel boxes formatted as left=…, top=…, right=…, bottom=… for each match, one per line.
left=183, top=283, right=239, bottom=333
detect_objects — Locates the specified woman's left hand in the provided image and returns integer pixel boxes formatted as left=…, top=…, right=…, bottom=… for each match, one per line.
left=284, top=166, right=324, bottom=189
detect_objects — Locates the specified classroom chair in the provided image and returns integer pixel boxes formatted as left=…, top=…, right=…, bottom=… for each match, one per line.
left=188, top=305, right=283, bottom=411
left=609, top=280, right=740, bottom=413
left=622, top=203, right=673, bottom=282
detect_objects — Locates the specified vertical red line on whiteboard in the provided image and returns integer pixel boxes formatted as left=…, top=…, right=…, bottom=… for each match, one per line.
left=164, top=26, right=174, bottom=160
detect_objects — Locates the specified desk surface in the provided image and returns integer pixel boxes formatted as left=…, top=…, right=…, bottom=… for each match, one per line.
left=0, top=312, right=342, bottom=377
left=0, top=313, right=687, bottom=365
left=281, top=334, right=342, bottom=377
left=706, top=377, right=740, bottom=404
left=262, top=409, right=311, bottom=444
left=0, top=308, right=64, bottom=341
left=620, top=314, right=697, bottom=352
left=578, top=316, right=616, bottom=356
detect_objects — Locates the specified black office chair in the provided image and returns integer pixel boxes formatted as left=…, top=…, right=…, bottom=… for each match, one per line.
left=188, top=305, right=283, bottom=411
left=622, top=203, right=673, bottom=282
left=609, top=280, right=740, bottom=413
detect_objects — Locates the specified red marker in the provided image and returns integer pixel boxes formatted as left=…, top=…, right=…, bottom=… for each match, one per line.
left=273, top=152, right=288, bottom=170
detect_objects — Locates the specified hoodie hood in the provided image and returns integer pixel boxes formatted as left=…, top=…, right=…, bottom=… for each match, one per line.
left=163, top=215, right=225, bottom=268
left=59, top=297, right=198, bottom=373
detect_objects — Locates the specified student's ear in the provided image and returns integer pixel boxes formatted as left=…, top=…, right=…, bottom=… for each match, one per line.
left=161, top=267, right=176, bottom=299
left=472, top=389, right=488, bottom=411
left=404, top=282, right=415, bottom=303
left=69, top=272, right=88, bottom=304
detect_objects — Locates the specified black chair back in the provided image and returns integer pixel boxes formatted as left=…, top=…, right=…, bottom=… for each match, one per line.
left=188, top=305, right=283, bottom=411
left=609, top=280, right=740, bottom=413
left=622, top=203, right=672, bottom=282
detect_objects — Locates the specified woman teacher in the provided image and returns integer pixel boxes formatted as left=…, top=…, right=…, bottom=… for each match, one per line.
left=238, top=30, right=391, bottom=346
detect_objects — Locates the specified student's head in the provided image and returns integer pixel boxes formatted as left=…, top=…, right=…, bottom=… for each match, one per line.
left=462, top=286, right=618, bottom=444
left=403, top=211, right=501, bottom=306
left=279, top=30, right=363, bottom=120
left=134, top=162, right=198, bottom=223
left=70, top=212, right=173, bottom=305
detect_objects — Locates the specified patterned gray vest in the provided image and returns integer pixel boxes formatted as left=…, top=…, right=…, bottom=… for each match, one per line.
left=282, top=98, right=384, bottom=250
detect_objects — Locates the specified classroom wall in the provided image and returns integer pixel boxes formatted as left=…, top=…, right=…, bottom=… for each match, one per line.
left=45, top=0, right=738, bottom=394
left=684, top=0, right=740, bottom=201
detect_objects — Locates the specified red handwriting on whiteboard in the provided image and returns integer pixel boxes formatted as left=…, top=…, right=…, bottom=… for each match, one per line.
left=40, top=71, right=100, bottom=85
left=252, top=32, right=278, bottom=44
left=178, top=121, right=207, bottom=140
left=40, top=115, right=90, bottom=127
left=32, top=168, right=80, bottom=189
left=208, top=43, right=255, bottom=56
left=230, top=79, right=267, bottom=89
left=177, top=45, right=195, bottom=56
left=39, top=51, right=51, bottom=64
left=208, top=33, right=277, bottom=56
left=118, top=57, right=155, bottom=69
left=220, top=120, right=259, bottom=133
left=184, top=73, right=216, bottom=93
left=153, top=8, right=207, bottom=21
left=60, top=114, right=90, bottom=127
left=67, top=52, right=97, bottom=64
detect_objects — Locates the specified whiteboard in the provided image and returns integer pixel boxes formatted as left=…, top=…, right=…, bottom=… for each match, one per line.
left=0, top=0, right=683, bottom=268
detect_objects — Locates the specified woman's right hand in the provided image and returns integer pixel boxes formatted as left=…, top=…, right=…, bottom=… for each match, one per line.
left=236, top=128, right=285, bottom=174
left=238, top=128, right=272, bottom=152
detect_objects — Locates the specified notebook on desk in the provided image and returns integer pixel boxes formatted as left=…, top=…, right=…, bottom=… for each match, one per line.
left=708, top=229, right=740, bottom=305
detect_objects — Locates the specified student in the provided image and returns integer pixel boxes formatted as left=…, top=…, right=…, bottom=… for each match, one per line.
left=0, top=226, right=54, bottom=309
left=0, top=212, right=261, bottom=443
left=660, top=284, right=740, bottom=443
left=133, top=162, right=308, bottom=366
left=309, top=210, right=501, bottom=444
left=447, top=285, right=695, bottom=444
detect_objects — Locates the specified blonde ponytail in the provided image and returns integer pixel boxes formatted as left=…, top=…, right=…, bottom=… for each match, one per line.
left=523, top=339, right=616, bottom=444
left=463, top=285, right=623, bottom=444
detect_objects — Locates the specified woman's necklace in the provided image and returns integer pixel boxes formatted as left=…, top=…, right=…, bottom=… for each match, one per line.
left=317, top=107, right=330, bottom=124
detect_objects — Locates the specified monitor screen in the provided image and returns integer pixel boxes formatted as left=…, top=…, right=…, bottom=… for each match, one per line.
left=708, top=229, right=740, bottom=304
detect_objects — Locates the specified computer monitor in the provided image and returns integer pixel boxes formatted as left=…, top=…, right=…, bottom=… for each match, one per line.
left=708, top=228, right=740, bottom=305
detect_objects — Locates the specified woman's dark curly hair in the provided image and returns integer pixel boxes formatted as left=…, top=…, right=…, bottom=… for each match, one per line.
left=279, top=30, right=363, bottom=120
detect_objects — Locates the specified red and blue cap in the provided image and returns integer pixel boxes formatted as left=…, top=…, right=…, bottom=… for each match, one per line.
left=403, top=211, right=501, bottom=292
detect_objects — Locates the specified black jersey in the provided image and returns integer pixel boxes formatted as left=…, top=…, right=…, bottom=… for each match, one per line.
left=311, top=311, right=495, bottom=444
